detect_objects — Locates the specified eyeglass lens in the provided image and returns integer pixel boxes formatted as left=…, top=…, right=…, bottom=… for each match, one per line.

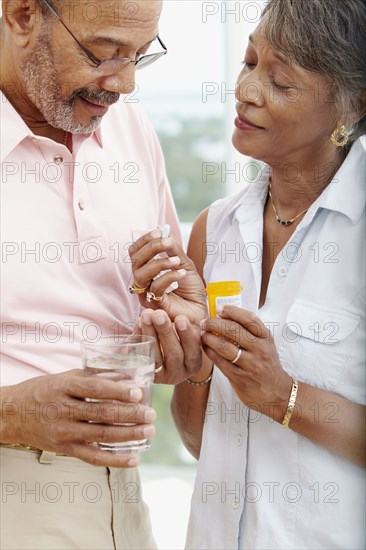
left=91, top=52, right=166, bottom=76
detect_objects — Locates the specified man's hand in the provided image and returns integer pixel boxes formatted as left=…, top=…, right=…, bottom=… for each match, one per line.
left=0, top=370, right=156, bottom=468
left=140, top=309, right=203, bottom=385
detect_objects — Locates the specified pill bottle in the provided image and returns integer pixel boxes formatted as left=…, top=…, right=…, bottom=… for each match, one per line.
left=206, top=281, right=242, bottom=317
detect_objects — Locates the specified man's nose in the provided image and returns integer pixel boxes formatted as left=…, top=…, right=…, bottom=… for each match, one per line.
left=98, top=62, right=137, bottom=96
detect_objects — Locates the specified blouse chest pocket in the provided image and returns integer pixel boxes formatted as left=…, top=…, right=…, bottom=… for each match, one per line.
left=278, top=301, right=361, bottom=391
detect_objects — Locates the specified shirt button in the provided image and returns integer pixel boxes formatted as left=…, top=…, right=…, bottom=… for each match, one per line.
left=232, top=499, right=240, bottom=509
left=78, top=200, right=85, bottom=211
left=236, top=434, right=243, bottom=447
left=54, top=156, right=63, bottom=164
left=278, top=266, right=287, bottom=277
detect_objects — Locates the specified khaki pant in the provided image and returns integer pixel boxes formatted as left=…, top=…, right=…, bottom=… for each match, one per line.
left=0, top=446, right=157, bottom=550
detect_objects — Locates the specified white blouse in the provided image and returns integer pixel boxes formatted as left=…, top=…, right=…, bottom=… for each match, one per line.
left=186, top=139, right=365, bottom=549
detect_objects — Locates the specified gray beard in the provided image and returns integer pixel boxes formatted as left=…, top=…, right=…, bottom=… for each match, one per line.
left=20, top=31, right=119, bottom=134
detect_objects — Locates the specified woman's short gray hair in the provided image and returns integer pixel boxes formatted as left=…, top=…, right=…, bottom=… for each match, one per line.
left=262, top=0, right=366, bottom=143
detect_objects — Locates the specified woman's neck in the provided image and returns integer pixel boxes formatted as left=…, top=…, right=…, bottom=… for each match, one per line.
left=267, top=146, right=347, bottom=217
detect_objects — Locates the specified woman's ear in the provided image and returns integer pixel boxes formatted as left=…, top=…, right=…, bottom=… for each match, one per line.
left=2, top=0, right=40, bottom=47
left=357, top=90, right=366, bottom=121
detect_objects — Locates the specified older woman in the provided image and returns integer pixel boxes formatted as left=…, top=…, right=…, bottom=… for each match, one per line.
left=129, top=0, right=365, bottom=548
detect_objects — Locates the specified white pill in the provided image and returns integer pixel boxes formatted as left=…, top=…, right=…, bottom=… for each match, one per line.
left=166, top=281, right=179, bottom=294
left=161, top=224, right=170, bottom=239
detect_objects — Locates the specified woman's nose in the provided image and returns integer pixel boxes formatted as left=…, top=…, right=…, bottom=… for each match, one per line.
left=235, top=72, right=265, bottom=106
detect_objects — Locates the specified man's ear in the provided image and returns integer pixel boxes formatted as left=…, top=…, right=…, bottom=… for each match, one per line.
left=2, top=0, right=40, bottom=47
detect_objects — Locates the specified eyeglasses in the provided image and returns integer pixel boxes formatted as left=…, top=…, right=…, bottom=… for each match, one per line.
left=40, top=0, right=168, bottom=76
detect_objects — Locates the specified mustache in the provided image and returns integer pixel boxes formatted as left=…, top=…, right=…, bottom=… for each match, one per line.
left=69, top=88, right=120, bottom=106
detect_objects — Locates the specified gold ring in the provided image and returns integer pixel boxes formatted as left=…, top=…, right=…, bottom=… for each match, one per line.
left=128, top=282, right=148, bottom=295
left=154, top=363, right=164, bottom=374
left=231, top=347, right=242, bottom=365
left=146, top=291, right=164, bottom=303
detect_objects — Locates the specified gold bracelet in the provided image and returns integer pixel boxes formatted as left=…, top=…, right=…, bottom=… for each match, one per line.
left=186, top=367, right=214, bottom=387
left=282, top=379, right=299, bottom=428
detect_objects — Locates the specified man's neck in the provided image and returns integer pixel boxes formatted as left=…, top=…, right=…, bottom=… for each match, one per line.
left=0, top=50, right=66, bottom=144
left=1, top=83, right=67, bottom=144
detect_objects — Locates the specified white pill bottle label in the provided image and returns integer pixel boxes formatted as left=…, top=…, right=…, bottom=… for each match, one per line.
left=206, top=281, right=243, bottom=317
left=215, top=294, right=242, bottom=311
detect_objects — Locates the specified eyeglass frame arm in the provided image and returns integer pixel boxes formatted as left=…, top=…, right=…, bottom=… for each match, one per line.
left=40, top=0, right=167, bottom=68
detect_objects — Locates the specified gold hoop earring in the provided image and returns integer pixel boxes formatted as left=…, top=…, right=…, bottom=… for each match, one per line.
left=331, top=125, right=349, bottom=147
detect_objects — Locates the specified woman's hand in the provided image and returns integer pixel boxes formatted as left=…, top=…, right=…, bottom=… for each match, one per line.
left=201, top=305, right=366, bottom=465
left=128, top=228, right=207, bottom=325
left=140, top=309, right=203, bottom=384
left=201, top=305, right=292, bottom=421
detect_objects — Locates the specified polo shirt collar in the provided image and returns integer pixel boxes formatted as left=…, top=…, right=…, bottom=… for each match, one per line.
left=1, top=91, right=30, bottom=161
left=0, top=90, right=103, bottom=160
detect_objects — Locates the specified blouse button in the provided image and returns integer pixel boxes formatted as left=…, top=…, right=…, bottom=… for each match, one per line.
left=232, top=499, right=240, bottom=509
left=236, top=434, right=243, bottom=447
left=54, top=156, right=63, bottom=164
left=278, top=266, right=287, bottom=277
left=78, top=200, right=85, bottom=211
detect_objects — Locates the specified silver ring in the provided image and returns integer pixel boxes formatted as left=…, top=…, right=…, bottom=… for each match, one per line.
left=154, top=363, right=164, bottom=374
left=231, top=347, right=242, bottom=365
left=146, top=291, right=164, bottom=303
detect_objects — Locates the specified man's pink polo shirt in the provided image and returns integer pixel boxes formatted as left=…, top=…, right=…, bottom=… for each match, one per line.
left=0, top=91, right=181, bottom=386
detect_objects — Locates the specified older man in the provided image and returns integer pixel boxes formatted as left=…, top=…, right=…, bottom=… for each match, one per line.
left=0, top=0, right=181, bottom=548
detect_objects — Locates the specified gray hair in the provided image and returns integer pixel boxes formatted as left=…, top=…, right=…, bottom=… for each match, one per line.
left=262, top=0, right=366, bottom=143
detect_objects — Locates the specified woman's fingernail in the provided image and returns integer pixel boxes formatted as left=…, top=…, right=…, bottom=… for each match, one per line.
left=143, top=425, right=156, bottom=437
left=130, top=388, right=142, bottom=401
left=154, top=313, right=166, bottom=325
left=177, top=269, right=187, bottom=276
left=216, top=305, right=224, bottom=315
left=199, top=319, right=206, bottom=329
left=145, top=409, right=157, bottom=422
left=175, top=317, right=187, bottom=331
left=168, top=256, right=180, bottom=265
left=150, top=228, right=162, bottom=238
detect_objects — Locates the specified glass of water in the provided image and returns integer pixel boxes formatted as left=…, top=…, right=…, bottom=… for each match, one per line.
left=81, top=334, right=155, bottom=453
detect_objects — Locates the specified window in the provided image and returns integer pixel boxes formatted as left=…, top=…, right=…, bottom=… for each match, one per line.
left=137, top=3, right=262, bottom=547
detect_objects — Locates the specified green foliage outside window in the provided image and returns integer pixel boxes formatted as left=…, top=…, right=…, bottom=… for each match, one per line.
left=158, top=117, right=226, bottom=222
left=142, top=117, right=225, bottom=466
